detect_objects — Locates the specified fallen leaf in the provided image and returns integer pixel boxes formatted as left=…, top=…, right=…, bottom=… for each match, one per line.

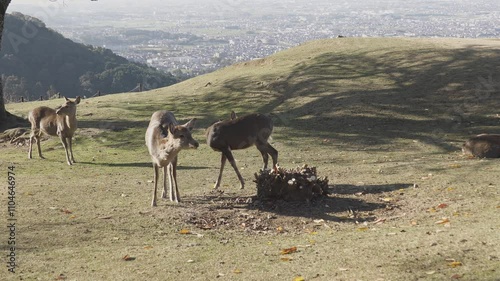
left=144, top=245, right=153, bottom=250
left=62, top=209, right=72, bottom=214
left=437, top=203, right=448, bottom=209
left=435, top=218, right=450, bottom=224
left=280, top=257, right=293, bottom=261
left=98, top=216, right=113, bottom=219
left=233, top=269, right=242, bottom=274
left=55, top=274, right=67, bottom=280
left=426, top=271, right=436, bottom=275
left=449, top=164, right=462, bottom=168
left=373, top=218, right=386, bottom=224
left=427, top=207, right=437, bottom=213
left=293, top=276, right=305, bottom=281
left=451, top=274, right=463, bottom=279
left=357, top=226, right=369, bottom=231
left=380, top=197, right=393, bottom=202
left=187, top=259, right=194, bottom=263
left=280, top=246, right=297, bottom=255
left=69, top=215, right=76, bottom=219
left=122, top=255, right=136, bottom=261
left=411, top=220, right=418, bottom=226
left=447, top=187, right=455, bottom=192
left=448, top=261, right=463, bottom=267
left=276, top=226, right=284, bottom=233
left=339, top=268, right=349, bottom=271
left=179, top=229, right=191, bottom=234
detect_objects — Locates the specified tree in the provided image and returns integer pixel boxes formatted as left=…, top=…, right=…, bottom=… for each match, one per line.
left=0, top=0, right=12, bottom=125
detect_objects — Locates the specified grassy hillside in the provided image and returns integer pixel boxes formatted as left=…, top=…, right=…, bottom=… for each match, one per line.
left=2, top=38, right=500, bottom=280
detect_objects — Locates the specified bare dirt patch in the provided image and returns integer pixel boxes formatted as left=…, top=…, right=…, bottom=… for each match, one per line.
left=152, top=182, right=409, bottom=235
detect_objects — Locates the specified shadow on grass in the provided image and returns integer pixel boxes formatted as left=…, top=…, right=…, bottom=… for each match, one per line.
left=210, top=42, right=500, bottom=152
left=176, top=182, right=413, bottom=225
left=331, top=183, right=414, bottom=194
left=79, top=161, right=209, bottom=170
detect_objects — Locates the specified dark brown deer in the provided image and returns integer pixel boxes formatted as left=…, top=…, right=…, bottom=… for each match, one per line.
left=462, top=134, right=500, bottom=158
left=145, top=110, right=199, bottom=206
left=206, top=111, right=278, bottom=189
left=28, top=96, right=81, bottom=165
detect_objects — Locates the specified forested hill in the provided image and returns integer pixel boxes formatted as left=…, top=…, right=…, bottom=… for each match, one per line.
left=1, top=12, right=177, bottom=102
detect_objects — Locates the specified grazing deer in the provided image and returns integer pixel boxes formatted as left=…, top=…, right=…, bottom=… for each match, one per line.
left=462, top=134, right=500, bottom=158
left=145, top=110, right=199, bottom=206
left=206, top=111, right=278, bottom=189
left=28, top=96, right=81, bottom=165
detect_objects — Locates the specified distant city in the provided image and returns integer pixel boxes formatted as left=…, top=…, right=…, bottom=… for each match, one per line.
left=8, top=0, right=500, bottom=79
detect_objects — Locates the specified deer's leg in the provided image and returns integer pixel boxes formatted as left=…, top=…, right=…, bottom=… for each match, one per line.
left=162, top=165, right=169, bottom=199
left=152, top=163, right=159, bottom=207
left=214, top=153, right=227, bottom=189
left=267, top=143, right=279, bottom=171
left=67, top=137, right=76, bottom=164
left=223, top=148, right=245, bottom=189
left=31, top=130, right=45, bottom=159
left=59, top=135, right=72, bottom=165
left=256, top=144, right=270, bottom=170
left=257, top=142, right=279, bottom=172
left=28, top=132, right=35, bottom=159
left=171, top=156, right=180, bottom=203
left=36, top=135, right=44, bottom=159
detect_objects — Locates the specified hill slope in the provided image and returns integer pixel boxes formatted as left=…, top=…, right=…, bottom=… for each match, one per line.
left=3, top=38, right=500, bottom=281
left=143, top=37, right=500, bottom=150
left=1, top=12, right=177, bottom=102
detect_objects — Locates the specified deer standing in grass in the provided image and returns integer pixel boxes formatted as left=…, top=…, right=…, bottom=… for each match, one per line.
left=28, top=96, right=81, bottom=165
left=206, top=111, right=278, bottom=189
left=462, top=134, right=500, bottom=158
left=145, top=110, right=199, bottom=206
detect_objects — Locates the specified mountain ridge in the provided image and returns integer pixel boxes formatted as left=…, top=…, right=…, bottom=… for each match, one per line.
left=1, top=12, right=177, bottom=102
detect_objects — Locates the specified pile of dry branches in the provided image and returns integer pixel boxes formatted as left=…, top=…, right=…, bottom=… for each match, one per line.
left=254, top=165, right=329, bottom=202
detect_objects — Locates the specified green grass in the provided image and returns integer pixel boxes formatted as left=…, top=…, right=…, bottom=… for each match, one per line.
left=2, top=38, right=500, bottom=280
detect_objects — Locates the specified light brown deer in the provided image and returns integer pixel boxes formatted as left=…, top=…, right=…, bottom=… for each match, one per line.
left=28, top=96, right=81, bottom=165
left=206, top=111, right=278, bottom=189
left=145, top=110, right=199, bottom=206
left=462, top=134, right=500, bottom=158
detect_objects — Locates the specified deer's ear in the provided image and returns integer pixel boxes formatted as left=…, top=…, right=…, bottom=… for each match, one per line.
left=183, top=118, right=197, bottom=131
left=168, top=123, right=176, bottom=135
left=230, top=111, right=237, bottom=120
left=64, top=96, right=70, bottom=102
left=75, top=96, right=81, bottom=104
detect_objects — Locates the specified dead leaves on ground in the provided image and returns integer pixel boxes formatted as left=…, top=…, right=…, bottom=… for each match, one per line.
left=122, top=255, right=136, bottom=261
left=280, top=246, right=298, bottom=255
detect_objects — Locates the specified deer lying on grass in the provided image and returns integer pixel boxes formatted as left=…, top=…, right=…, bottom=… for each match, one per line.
left=28, top=96, right=81, bottom=165
left=145, top=110, right=199, bottom=206
left=206, top=111, right=278, bottom=189
left=462, top=134, right=500, bottom=158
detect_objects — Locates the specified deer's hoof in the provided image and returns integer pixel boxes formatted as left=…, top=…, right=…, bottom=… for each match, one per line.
left=151, top=201, right=157, bottom=207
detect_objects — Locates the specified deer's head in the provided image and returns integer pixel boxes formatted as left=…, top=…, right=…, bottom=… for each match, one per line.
left=56, top=96, right=81, bottom=116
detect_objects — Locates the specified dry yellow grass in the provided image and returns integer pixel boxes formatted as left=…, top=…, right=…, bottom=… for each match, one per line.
left=2, top=38, right=500, bottom=280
